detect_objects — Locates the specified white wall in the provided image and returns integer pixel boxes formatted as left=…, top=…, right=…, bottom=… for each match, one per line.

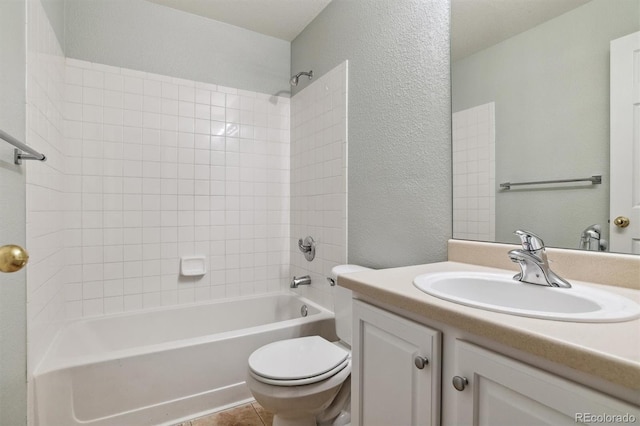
left=0, top=0, right=27, bottom=423
left=61, top=59, right=290, bottom=318
left=290, top=62, right=348, bottom=309
left=64, top=0, right=291, bottom=97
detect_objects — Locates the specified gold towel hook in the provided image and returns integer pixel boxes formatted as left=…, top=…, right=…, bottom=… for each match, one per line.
left=0, top=244, right=29, bottom=273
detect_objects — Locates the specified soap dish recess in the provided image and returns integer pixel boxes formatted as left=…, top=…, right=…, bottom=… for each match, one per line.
left=181, top=256, right=206, bottom=276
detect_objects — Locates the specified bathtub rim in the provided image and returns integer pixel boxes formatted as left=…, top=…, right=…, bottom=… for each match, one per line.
left=35, top=291, right=334, bottom=375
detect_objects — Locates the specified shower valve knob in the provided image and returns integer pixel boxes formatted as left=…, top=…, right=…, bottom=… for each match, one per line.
left=297, top=236, right=316, bottom=261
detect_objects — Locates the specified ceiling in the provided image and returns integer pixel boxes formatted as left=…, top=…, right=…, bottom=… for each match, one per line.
left=452, top=0, right=591, bottom=61
left=145, top=0, right=590, bottom=57
left=145, top=0, right=332, bottom=41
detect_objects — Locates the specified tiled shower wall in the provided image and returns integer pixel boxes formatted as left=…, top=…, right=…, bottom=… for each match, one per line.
left=25, top=0, right=67, bottom=374
left=24, top=0, right=345, bottom=381
left=290, top=62, right=348, bottom=309
left=61, top=59, right=291, bottom=318
left=452, top=102, right=496, bottom=242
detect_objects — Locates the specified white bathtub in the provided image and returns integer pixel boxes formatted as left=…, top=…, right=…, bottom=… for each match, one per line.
left=34, top=293, right=337, bottom=426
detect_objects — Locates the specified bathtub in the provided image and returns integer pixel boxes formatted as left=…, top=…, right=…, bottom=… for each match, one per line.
left=34, top=293, right=337, bottom=426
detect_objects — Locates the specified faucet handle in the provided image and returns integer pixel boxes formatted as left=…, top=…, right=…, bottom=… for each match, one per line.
left=514, top=229, right=545, bottom=252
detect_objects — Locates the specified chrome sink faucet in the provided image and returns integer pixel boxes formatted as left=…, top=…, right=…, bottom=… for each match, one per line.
left=508, top=230, right=571, bottom=288
left=579, top=224, right=607, bottom=252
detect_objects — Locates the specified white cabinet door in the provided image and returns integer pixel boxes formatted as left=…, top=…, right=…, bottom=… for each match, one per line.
left=352, top=300, right=441, bottom=426
left=452, top=341, right=640, bottom=426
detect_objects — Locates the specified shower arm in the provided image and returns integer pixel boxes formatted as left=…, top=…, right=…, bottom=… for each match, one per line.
left=296, top=71, right=313, bottom=79
left=290, top=70, right=313, bottom=86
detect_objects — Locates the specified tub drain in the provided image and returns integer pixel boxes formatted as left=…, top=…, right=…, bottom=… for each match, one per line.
left=300, top=304, right=308, bottom=317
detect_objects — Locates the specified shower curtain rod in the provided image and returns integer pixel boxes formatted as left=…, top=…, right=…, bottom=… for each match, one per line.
left=0, top=128, right=46, bottom=165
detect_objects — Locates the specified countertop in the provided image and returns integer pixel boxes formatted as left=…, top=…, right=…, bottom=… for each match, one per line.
left=338, top=261, right=640, bottom=390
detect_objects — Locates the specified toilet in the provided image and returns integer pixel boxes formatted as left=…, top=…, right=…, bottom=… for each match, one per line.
left=246, top=265, right=370, bottom=426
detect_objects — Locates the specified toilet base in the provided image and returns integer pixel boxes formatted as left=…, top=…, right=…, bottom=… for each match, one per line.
left=273, top=413, right=317, bottom=426
left=246, top=363, right=351, bottom=426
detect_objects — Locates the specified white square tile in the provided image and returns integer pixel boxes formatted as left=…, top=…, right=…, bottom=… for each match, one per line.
left=83, top=299, right=104, bottom=316
left=211, top=92, right=225, bottom=107
left=162, top=82, right=180, bottom=100
left=65, top=66, right=84, bottom=85
left=104, top=297, right=124, bottom=314
left=124, top=93, right=144, bottom=111
left=123, top=294, right=143, bottom=311
left=124, top=76, right=144, bottom=94
left=83, top=87, right=103, bottom=106
left=104, top=73, right=124, bottom=91
left=83, top=69, right=104, bottom=88
left=178, top=117, right=195, bottom=133
left=144, top=96, right=162, bottom=113
left=144, top=79, right=162, bottom=97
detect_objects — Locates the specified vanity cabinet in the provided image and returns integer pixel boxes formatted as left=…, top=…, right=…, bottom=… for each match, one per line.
left=450, top=340, right=640, bottom=426
left=352, top=299, right=640, bottom=426
left=351, top=300, right=441, bottom=426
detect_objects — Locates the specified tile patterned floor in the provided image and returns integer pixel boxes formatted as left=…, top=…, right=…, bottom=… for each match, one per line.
left=176, top=402, right=273, bottom=426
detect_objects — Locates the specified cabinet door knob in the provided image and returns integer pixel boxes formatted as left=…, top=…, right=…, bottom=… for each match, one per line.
left=452, top=376, right=468, bottom=391
left=414, top=356, right=429, bottom=369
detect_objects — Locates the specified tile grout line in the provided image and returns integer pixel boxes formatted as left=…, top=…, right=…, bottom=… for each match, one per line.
left=249, top=403, right=266, bottom=426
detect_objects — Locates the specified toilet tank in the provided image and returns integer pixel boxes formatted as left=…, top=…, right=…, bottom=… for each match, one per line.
left=331, top=265, right=371, bottom=347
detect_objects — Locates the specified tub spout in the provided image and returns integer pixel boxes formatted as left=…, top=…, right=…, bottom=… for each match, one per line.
left=290, top=275, right=311, bottom=288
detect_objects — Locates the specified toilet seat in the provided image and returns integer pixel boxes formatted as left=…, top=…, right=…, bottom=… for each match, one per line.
left=249, top=358, right=350, bottom=386
left=248, top=336, right=350, bottom=387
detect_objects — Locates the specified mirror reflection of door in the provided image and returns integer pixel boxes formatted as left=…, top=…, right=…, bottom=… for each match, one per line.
left=610, top=31, right=640, bottom=254
left=0, top=1, right=28, bottom=424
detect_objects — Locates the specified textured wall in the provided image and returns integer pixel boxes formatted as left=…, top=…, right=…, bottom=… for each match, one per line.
left=0, top=1, right=27, bottom=424
left=64, top=0, right=291, bottom=97
left=452, top=0, right=640, bottom=249
left=292, top=0, right=452, bottom=268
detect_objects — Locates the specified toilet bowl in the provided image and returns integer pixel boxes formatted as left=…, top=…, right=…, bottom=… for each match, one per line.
left=246, top=265, right=370, bottom=426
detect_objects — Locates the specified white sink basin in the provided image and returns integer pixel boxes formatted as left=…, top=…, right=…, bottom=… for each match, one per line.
left=413, top=272, right=640, bottom=322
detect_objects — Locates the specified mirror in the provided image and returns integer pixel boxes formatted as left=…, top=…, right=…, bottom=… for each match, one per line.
left=451, top=0, right=640, bottom=254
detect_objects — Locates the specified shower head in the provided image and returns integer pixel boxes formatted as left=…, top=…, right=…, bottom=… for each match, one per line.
left=290, top=70, right=313, bottom=86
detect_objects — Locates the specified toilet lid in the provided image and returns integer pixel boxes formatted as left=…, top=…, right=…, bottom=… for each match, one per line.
left=248, top=336, right=349, bottom=380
